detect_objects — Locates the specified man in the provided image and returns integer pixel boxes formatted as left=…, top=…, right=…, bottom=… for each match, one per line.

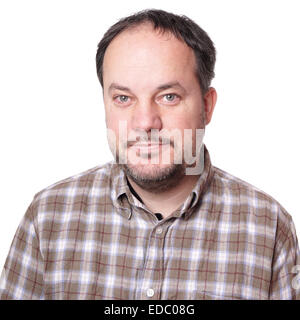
left=0, top=9, right=299, bottom=300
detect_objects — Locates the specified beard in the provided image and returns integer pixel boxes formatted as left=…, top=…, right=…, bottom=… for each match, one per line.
left=108, top=125, right=205, bottom=193
left=117, top=135, right=187, bottom=192
left=119, top=161, right=186, bottom=193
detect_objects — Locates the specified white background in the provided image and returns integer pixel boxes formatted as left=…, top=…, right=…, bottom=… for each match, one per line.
left=0, top=0, right=300, bottom=270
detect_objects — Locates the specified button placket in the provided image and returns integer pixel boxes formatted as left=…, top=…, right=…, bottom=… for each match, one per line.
left=139, top=224, right=166, bottom=299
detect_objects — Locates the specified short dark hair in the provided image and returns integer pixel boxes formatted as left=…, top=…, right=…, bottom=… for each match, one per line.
left=96, top=9, right=216, bottom=93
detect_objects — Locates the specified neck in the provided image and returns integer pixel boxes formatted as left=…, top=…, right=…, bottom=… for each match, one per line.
left=127, top=173, right=199, bottom=218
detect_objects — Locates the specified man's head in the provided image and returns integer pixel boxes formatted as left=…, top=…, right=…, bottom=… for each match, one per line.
left=96, top=9, right=217, bottom=192
left=96, top=9, right=216, bottom=95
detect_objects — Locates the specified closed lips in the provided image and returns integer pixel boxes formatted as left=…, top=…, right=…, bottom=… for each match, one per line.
left=133, top=143, right=162, bottom=147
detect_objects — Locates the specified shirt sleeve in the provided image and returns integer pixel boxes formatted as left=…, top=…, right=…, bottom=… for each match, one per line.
left=269, top=212, right=300, bottom=300
left=0, top=201, right=44, bottom=300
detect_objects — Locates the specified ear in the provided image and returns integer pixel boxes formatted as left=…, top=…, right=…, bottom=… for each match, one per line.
left=203, top=87, right=217, bottom=125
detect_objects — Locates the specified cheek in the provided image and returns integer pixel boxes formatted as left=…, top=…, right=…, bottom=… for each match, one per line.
left=162, top=113, right=203, bottom=152
left=162, top=114, right=197, bottom=131
left=181, top=98, right=205, bottom=127
left=105, top=106, right=129, bottom=130
left=163, top=99, right=203, bottom=130
left=105, top=114, right=116, bottom=130
left=105, top=111, right=135, bottom=145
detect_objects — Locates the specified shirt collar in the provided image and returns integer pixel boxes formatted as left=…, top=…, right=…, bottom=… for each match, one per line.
left=111, top=144, right=214, bottom=220
left=180, top=144, right=214, bottom=219
left=110, top=164, right=133, bottom=219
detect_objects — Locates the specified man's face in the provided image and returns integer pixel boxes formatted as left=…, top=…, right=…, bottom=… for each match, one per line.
left=102, top=23, right=215, bottom=191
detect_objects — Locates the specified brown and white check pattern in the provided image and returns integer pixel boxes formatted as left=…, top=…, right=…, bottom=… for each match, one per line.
left=0, top=145, right=299, bottom=300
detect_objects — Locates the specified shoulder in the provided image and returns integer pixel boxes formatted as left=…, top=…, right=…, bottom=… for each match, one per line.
left=211, top=166, right=294, bottom=241
left=29, top=161, right=117, bottom=217
left=37, top=162, right=113, bottom=194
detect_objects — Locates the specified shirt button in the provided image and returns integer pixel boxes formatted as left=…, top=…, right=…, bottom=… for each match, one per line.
left=146, top=288, right=155, bottom=297
left=156, top=227, right=163, bottom=234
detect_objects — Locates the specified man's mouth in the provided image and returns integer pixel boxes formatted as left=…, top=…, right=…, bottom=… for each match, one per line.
left=132, top=142, right=162, bottom=146
left=130, top=143, right=163, bottom=150
left=128, top=141, right=173, bottom=155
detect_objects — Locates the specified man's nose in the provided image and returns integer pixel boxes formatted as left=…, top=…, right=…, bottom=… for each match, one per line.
left=131, top=101, right=162, bottom=132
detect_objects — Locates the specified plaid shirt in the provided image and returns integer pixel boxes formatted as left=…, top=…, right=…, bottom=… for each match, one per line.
left=0, top=145, right=299, bottom=300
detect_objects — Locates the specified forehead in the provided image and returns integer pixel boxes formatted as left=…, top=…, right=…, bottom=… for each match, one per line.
left=102, top=23, right=197, bottom=90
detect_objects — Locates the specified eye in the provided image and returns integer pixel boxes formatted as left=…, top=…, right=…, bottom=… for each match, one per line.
left=113, top=95, right=131, bottom=105
left=161, top=93, right=180, bottom=104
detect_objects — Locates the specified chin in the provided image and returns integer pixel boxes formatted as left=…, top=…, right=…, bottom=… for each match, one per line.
left=128, top=162, right=175, bottom=179
left=122, top=162, right=185, bottom=191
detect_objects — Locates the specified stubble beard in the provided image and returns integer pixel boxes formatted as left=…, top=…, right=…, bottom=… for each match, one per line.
left=119, top=161, right=186, bottom=193
left=116, top=135, right=187, bottom=193
left=111, top=123, right=205, bottom=193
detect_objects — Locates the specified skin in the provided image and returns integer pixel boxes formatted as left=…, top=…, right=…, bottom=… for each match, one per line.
left=102, top=22, right=217, bottom=218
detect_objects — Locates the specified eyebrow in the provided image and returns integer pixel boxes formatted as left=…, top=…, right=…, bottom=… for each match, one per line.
left=108, top=81, right=186, bottom=94
left=108, top=83, right=131, bottom=93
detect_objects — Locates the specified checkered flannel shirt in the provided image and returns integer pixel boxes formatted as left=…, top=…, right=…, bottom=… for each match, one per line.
left=1, top=145, right=300, bottom=300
